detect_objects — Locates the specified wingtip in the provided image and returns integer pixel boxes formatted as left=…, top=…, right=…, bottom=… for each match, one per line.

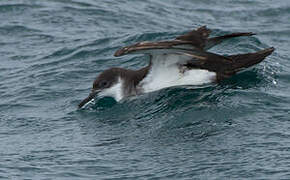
left=254, top=47, right=275, bottom=58
left=268, top=47, right=275, bottom=54
left=114, top=48, right=124, bottom=57
left=262, top=47, right=275, bottom=54
left=238, top=32, right=256, bottom=36
left=232, top=32, right=256, bottom=36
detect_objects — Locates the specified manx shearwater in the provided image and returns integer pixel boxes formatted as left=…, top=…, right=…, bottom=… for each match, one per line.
left=79, top=26, right=274, bottom=108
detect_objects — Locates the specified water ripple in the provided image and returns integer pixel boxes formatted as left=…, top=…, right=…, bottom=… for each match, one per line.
left=0, top=0, right=289, bottom=179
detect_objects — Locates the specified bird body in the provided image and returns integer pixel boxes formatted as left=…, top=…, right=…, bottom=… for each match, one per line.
left=78, top=26, right=274, bottom=108
left=139, top=54, right=216, bottom=93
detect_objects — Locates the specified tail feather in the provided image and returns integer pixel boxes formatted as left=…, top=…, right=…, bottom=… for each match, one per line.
left=205, top=32, right=255, bottom=50
left=215, top=47, right=274, bottom=82
left=227, top=47, right=275, bottom=73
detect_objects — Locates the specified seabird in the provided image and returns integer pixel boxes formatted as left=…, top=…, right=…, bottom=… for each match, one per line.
left=79, top=26, right=274, bottom=108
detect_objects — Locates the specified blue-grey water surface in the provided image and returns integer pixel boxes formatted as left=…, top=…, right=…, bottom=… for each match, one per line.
left=1, top=0, right=290, bottom=179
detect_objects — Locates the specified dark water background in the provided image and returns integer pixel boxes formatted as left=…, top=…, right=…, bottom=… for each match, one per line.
left=1, top=0, right=290, bottom=179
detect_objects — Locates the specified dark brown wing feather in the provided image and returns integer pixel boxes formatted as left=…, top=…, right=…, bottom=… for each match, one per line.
left=227, top=47, right=274, bottom=71
left=185, top=47, right=275, bottom=80
left=114, top=26, right=274, bottom=81
left=175, top=26, right=211, bottom=49
left=205, top=32, right=255, bottom=49
left=114, top=41, right=193, bottom=57
left=114, top=26, right=255, bottom=57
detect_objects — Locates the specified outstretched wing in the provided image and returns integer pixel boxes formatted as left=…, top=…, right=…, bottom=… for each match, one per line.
left=113, top=26, right=272, bottom=81
left=114, top=26, right=254, bottom=57
left=114, top=27, right=234, bottom=74
left=141, top=47, right=274, bottom=84
left=183, top=47, right=274, bottom=81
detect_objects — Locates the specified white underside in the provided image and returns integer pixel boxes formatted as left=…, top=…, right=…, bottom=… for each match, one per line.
left=98, top=68, right=215, bottom=102
left=98, top=54, right=216, bottom=102
left=141, top=66, right=216, bottom=93
left=140, top=53, right=216, bottom=93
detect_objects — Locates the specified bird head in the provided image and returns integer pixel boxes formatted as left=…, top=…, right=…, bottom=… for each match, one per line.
left=78, top=68, right=122, bottom=108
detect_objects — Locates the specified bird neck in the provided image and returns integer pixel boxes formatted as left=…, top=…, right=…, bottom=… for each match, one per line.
left=133, top=64, right=151, bottom=86
left=117, top=63, right=151, bottom=97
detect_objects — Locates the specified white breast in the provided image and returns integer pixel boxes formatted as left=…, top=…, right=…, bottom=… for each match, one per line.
left=140, top=54, right=216, bottom=93
left=98, top=77, right=124, bottom=101
left=141, top=68, right=216, bottom=93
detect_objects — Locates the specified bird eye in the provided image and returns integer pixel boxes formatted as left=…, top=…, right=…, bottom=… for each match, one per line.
left=100, top=81, right=108, bottom=88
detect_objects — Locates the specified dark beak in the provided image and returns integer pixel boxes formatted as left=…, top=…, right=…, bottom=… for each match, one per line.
left=78, top=90, right=99, bottom=108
